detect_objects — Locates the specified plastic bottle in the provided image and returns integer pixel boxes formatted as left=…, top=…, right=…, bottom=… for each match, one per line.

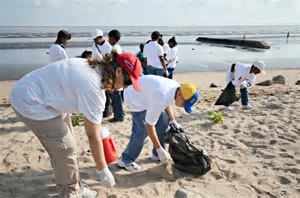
left=100, top=126, right=117, bottom=164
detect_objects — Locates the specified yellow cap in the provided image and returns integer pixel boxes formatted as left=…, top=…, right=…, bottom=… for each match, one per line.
left=180, top=83, right=199, bottom=114
left=180, top=83, right=197, bottom=100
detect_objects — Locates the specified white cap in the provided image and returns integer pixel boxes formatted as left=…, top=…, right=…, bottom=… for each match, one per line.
left=253, top=60, right=266, bottom=75
left=91, top=29, right=103, bottom=40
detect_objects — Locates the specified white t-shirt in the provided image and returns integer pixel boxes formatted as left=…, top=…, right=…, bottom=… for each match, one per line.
left=111, top=44, right=122, bottom=54
left=143, top=41, right=164, bottom=69
left=225, top=63, right=256, bottom=88
left=163, top=43, right=170, bottom=55
left=49, top=44, right=68, bottom=63
left=91, top=41, right=112, bottom=60
left=124, top=75, right=179, bottom=126
left=166, top=46, right=178, bottom=69
left=10, top=58, right=106, bottom=124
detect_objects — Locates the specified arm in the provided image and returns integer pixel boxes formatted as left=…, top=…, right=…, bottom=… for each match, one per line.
left=165, top=106, right=175, bottom=122
left=159, top=55, right=167, bottom=71
left=83, top=117, right=107, bottom=171
left=146, top=123, right=161, bottom=150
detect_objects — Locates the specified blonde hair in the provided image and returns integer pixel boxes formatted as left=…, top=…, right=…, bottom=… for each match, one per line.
left=88, top=53, right=118, bottom=91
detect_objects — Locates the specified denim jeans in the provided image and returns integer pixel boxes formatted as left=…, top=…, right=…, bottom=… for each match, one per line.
left=146, top=65, right=165, bottom=77
left=167, top=68, right=175, bottom=79
left=112, top=90, right=124, bottom=120
left=240, top=87, right=248, bottom=105
left=121, top=110, right=169, bottom=164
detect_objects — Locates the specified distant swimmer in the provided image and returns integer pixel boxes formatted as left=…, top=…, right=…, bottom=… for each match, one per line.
left=286, top=31, right=290, bottom=43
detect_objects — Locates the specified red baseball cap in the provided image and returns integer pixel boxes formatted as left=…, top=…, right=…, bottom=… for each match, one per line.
left=115, top=52, right=142, bottom=91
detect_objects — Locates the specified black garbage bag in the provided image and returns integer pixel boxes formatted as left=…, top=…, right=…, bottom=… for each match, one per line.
left=164, top=124, right=211, bottom=175
left=215, top=81, right=239, bottom=106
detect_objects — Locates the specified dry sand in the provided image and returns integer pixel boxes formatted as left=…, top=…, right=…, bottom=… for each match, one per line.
left=0, top=69, right=299, bottom=197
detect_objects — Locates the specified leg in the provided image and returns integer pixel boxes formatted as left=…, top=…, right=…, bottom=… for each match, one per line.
left=112, top=91, right=124, bottom=121
left=167, top=68, right=174, bottom=79
left=121, top=111, right=148, bottom=164
left=103, top=92, right=113, bottom=118
left=152, top=111, right=169, bottom=156
left=146, top=65, right=155, bottom=75
left=240, top=87, right=249, bottom=105
left=15, top=112, right=80, bottom=197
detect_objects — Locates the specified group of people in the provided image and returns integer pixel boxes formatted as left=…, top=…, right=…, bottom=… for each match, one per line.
left=10, top=28, right=266, bottom=197
left=10, top=29, right=198, bottom=197
left=137, top=31, right=179, bottom=79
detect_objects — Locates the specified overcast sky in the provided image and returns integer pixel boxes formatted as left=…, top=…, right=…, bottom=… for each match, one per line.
left=0, top=0, right=299, bottom=26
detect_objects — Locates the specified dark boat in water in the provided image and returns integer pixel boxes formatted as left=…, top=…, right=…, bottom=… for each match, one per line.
left=196, top=37, right=270, bottom=49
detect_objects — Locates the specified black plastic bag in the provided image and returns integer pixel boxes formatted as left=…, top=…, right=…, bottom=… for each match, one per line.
left=165, top=124, right=211, bottom=175
left=215, top=81, right=239, bottom=106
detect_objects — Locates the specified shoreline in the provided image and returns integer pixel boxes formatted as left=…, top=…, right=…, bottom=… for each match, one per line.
left=1, top=68, right=299, bottom=98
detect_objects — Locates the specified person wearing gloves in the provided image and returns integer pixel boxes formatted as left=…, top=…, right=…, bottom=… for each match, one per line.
left=143, top=31, right=169, bottom=77
left=48, top=30, right=71, bottom=63
left=10, top=52, right=142, bottom=197
left=118, top=75, right=199, bottom=171
left=224, top=60, right=265, bottom=110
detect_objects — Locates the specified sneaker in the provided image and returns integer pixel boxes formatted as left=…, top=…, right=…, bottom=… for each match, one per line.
left=117, top=158, right=141, bottom=172
left=77, top=184, right=97, bottom=198
left=224, top=106, right=233, bottom=111
left=150, top=154, right=160, bottom=161
left=242, top=104, right=253, bottom=109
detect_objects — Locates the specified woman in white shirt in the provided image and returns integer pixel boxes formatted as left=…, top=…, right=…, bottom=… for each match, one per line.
left=10, top=52, right=142, bottom=197
left=166, top=36, right=178, bottom=79
left=48, top=30, right=71, bottom=63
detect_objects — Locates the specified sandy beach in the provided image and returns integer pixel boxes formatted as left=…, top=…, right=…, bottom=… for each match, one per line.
left=0, top=69, right=299, bottom=197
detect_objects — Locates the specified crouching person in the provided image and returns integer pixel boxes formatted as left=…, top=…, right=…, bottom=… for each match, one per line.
left=118, top=75, right=199, bottom=171
left=224, top=60, right=265, bottom=111
left=10, top=52, right=142, bottom=197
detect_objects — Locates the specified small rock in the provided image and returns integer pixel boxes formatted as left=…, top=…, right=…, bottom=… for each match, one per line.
left=295, top=80, right=300, bottom=85
left=272, top=75, right=285, bottom=84
left=256, top=80, right=273, bottom=86
left=210, top=83, right=218, bottom=88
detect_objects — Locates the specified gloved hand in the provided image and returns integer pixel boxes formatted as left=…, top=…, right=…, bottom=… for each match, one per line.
left=164, top=69, right=169, bottom=77
left=240, top=81, right=248, bottom=89
left=169, top=120, right=182, bottom=130
left=156, top=147, right=170, bottom=163
left=97, top=167, right=115, bottom=188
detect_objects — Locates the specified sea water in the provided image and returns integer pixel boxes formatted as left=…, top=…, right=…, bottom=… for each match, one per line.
left=0, top=25, right=300, bottom=80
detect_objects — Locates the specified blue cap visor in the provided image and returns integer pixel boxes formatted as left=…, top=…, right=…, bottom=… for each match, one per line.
left=183, top=91, right=199, bottom=114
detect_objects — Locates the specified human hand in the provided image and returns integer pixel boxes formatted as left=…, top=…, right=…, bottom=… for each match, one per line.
left=240, top=81, right=248, bottom=89
left=97, top=167, right=115, bottom=188
left=169, top=120, right=182, bottom=130
left=156, top=148, right=170, bottom=163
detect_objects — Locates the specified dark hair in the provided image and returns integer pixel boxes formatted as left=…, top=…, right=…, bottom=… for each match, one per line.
left=139, top=43, right=144, bottom=50
left=57, top=30, right=71, bottom=40
left=108, top=30, right=121, bottom=42
left=151, top=31, right=160, bottom=40
left=81, top=50, right=92, bottom=59
left=158, top=38, right=164, bottom=46
left=168, top=36, right=177, bottom=46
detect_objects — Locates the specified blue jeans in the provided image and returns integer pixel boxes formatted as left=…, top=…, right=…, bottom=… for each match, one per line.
left=112, top=91, right=124, bottom=120
left=121, top=110, right=169, bottom=164
left=167, top=68, right=175, bottom=79
left=146, top=65, right=165, bottom=77
left=240, top=87, right=248, bottom=105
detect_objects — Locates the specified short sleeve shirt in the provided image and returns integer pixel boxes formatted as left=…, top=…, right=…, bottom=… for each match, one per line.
left=124, top=75, right=179, bottom=126
left=49, top=44, right=68, bottom=63
left=10, top=58, right=106, bottom=124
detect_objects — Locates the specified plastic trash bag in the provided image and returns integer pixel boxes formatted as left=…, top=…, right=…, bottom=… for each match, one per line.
left=164, top=124, right=211, bottom=175
left=215, top=82, right=239, bottom=106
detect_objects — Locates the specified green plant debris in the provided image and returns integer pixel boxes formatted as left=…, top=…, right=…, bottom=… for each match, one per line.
left=72, top=114, right=83, bottom=127
left=206, top=111, right=224, bottom=124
